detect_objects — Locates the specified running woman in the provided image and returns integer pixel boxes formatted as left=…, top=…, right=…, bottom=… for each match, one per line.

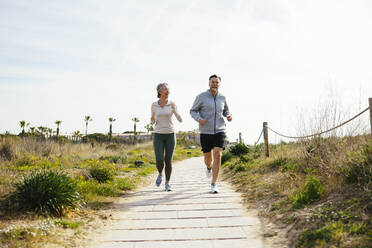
left=190, top=75, right=232, bottom=193
left=151, top=83, right=182, bottom=191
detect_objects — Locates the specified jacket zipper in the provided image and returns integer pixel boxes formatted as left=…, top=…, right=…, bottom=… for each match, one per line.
left=213, top=95, right=217, bottom=134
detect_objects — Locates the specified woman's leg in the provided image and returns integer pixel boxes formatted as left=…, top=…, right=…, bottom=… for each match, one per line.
left=153, top=133, right=165, bottom=174
left=164, top=133, right=176, bottom=182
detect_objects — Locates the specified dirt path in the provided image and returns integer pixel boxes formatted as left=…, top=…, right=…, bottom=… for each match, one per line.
left=84, top=157, right=274, bottom=248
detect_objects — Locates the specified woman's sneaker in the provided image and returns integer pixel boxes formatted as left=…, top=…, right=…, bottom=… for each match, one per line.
left=155, top=174, right=162, bottom=187
left=205, top=167, right=212, bottom=178
left=211, top=184, right=219, bottom=194
left=165, top=182, right=171, bottom=191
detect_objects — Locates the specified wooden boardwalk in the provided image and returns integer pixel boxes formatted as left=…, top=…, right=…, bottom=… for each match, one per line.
left=88, top=157, right=267, bottom=248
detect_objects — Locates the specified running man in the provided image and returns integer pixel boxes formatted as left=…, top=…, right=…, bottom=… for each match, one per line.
left=190, top=74, right=232, bottom=193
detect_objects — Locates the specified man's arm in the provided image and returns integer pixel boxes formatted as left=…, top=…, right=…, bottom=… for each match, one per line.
left=190, top=95, right=202, bottom=122
left=223, top=98, right=232, bottom=122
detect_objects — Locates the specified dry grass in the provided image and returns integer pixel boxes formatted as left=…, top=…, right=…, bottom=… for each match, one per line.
left=222, top=135, right=372, bottom=247
left=0, top=136, right=202, bottom=247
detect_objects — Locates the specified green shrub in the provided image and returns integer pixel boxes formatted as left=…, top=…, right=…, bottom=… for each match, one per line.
left=345, top=145, right=372, bottom=189
left=221, top=151, right=233, bottom=164
left=267, top=157, right=287, bottom=169
left=292, top=176, right=323, bottom=209
left=297, top=225, right=333, bottom=248
left=54, top=219, right=83, bottom=229
left=77, top=179, right=118, bottom=197
left=89, top=165, right=114, bottom=183
left=100, top=155, right=126, bottom=164
left=116, top=177, right=137, bottom=191
left=229, top=143, right=250, bottom=156
left=234, top=163, right=246, bottom=173
left=9, top=170, right=82, bottom=216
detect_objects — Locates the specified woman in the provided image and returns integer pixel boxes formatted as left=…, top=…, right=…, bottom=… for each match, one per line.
left=151, top=83, right=182, bottom=191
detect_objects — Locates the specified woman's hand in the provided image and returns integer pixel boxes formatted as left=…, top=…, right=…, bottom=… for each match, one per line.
left=151, top=116, right=155, bottom=124
left=171, top=102, right=175, bottom=112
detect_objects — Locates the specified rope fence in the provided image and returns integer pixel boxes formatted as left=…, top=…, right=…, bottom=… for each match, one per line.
left=250, top=97, right=372, bottom=157
left=268, top=106, right=370, bottom=139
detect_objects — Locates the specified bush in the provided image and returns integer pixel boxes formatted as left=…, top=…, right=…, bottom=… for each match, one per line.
left=9, top=170, right=82, bottom=216
left=292, top=176, right=323, bottom=209
left=221, top=151, right=233, bottom=164
left=89, top=163, right=115, bottom=183
left=229, top=143, right=250, bottom=156
left=100, top=155, right=127, bottom=164
left=0, top=141, right=15, bottom=161
left=345, top=145, right=372, bottom=189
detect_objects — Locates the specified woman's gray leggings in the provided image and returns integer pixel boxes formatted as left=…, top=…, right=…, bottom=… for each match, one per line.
left=153, top=133, right=176, bottom=181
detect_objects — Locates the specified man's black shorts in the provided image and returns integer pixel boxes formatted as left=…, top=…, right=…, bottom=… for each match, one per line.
left=200, top=132, right=226, bottom=153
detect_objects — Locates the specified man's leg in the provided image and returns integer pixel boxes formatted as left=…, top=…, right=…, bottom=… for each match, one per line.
left=204, top=152, right=212, bottom=169
left=211, top=147, right=223, bottom=184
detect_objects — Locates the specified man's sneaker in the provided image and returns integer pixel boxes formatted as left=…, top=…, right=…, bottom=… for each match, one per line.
left=205, top=167, right=212, bottom=178
left=155, top=174, right=162, bottom=187
left=165, top=182, right=171, bottom=191
left=211, top=184, right=219, bottom=194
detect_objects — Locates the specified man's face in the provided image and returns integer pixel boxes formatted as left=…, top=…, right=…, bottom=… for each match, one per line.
left=209, top=77, right=220, bottom=93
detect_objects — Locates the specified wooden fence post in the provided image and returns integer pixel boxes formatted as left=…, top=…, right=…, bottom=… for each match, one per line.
left=369, top=98, right=372, bottom=138
left=263, top=122, right=269, bottom=157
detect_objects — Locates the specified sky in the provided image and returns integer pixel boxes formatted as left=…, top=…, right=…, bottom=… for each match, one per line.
left=1, top=0, right=371, bottom=144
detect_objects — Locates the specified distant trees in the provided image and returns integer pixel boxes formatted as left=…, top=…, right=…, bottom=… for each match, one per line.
left=19, top=120, right=29, bottom=136
left=108, top=117, right=116, bottom=141
left=132, top=117, right=140, bottom=135
left=84, top=116, right=93, bottom=136
left=55, top=120, right=62, bottom=137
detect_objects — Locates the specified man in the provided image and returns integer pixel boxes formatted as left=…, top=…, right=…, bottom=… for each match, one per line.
left=190, top=74, right=232, bottom=193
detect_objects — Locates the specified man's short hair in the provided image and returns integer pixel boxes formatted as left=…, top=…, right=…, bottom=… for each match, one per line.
left=209, top=74, right=221, bottom=82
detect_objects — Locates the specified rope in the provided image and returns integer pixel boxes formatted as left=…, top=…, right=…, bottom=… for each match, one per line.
left=254, top=129, right=263, bottom=145
left=268, top=106, right=370, bottom=139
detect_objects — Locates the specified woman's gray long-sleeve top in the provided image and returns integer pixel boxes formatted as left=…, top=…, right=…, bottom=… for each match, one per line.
left=190, top=90, right=231, bottom=134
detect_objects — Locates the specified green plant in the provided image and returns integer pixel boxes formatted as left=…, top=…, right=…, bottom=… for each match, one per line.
left=54, top=219, right=83, bottom=229
left=297, top=225, right=334, bottom=248
left=100, top=155, right=126, bottom=164
left=221, top=151, right=233, bottom=164
left=89, top=163, right=115, bottom=183
left=292, top=176, right=323, bottom=209
left=9, top=170, right=82, bottom=216
left=345, top=145, right=372, bottom=189
left=229, top=143, right=250, bottom=156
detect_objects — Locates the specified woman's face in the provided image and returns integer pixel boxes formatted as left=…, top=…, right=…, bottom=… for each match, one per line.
left=159, top=85, right=170, bottom=98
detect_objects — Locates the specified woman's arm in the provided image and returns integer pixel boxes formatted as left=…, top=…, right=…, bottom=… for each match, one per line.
left=151, top=104, right=156, bottom=124
left=171, top=102, right=182, bottom=122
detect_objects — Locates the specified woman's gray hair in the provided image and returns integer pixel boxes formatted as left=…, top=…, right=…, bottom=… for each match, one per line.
left=156, top=83, right=168, bottom=98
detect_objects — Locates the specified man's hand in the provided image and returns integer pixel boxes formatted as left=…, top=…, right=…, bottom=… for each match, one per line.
left=199, top=118, right=207, bottom=126
left=226, top=115, right=232, bottom=122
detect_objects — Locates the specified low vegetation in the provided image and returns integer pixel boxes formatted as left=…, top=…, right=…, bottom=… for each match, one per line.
left=222, top=136, right=371, bottom=248
left=0, top=134, right=201, bottom=247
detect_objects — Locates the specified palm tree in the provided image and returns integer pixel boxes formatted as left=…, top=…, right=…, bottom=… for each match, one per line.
left=132, top=117, right=140, bottom=135
left=29, top=127, right=36, bottom=136
left=84, top=116, right=93, bottom=136
left=55, top=120, right=62, bottom=137
left=73, top=130, right=82, bottom=142
left=108, top=117, right=116, bottom=141
left=144, top=123, right=154, bottom=133
left=37, top=126, right=48, bottom=138
left=19, top=120, right=26, bottom=135
left=48, top=128, right=53, bottom=138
